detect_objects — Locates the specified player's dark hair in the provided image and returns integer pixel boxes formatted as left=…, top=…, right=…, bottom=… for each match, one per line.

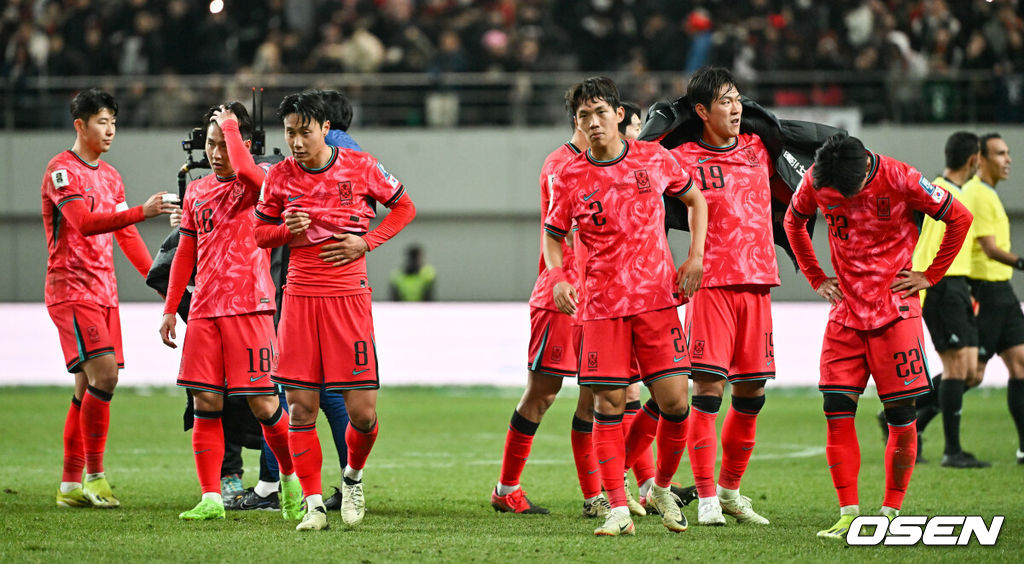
left=812, top=133, right=868, bottom=197
left=317, top=89, right=354, bottom=131
left=944, top=131, right=979, bottom=170
left=567, top=76, right=621, bottom=116
left=686, top=66, right=738, bottom=112
left=203, top=101, right=253, bottom=141
left=619, top=101, right=642, bottom=135
left=979, top=132, right=1002, bottom=158
left=277, top=91, right=327, bottom=128
left=70, top=88, right=117, bottom=121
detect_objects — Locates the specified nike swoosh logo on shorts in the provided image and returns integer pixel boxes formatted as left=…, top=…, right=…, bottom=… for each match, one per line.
left=352, top=368, right=369, bottom=376
left=904, top=375, right=921, bottom=386
left=250, top=374, right=266, bottom=382
left=673, top=356, right=686, bottom=363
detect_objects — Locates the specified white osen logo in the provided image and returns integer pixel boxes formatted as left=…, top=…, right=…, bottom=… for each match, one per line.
left=847, top=515, right=1004, bottom=546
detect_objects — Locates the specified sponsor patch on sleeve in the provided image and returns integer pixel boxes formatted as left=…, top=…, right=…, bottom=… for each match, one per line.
left=51, top=169, right=70, bottom=190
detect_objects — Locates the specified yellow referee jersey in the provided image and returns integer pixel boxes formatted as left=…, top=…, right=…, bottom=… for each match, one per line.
left=962, top=175, right=1013, bottom=282
left=912, top=176, right=972, bottom=276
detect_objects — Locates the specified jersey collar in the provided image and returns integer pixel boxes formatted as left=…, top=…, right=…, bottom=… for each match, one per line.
left=697, top=137, right=738, bottom=152
left=586, top=140, right=628, bottom=167
left=298, top=146, right=338, bottom=174
left=68, top=149, right=100, bottom=169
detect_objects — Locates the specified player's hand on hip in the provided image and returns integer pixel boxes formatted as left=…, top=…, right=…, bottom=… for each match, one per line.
left=283, top=211, right=311, bottom=236
left=144, top=192, right=181, bottom=219
left=553, top=281, right=578, bottom=316
left=890, top=269, right=930, bottom=298
left=676, top=257, right=704, bottom=298
left=212, top=105, right=237, bottom=127
left=159, top=313, right=177, bottom=349
left=319, top=234, right=370, bottom=266
left=815, top=277, right=844, bottom=305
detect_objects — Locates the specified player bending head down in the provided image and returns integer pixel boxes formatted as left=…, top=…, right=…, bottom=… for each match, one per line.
left=812, top=133, right=870, bottom=198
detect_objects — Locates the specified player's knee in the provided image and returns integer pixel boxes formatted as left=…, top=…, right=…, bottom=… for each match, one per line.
left=691, top=394, right=723, bottom=414
left=247, top=395, right=277, bottom=420
left=822, top=394, right=857, bottom=415
left=656, top=395, right=689, bottom=416
left=883, top=404, right=916, bottom=426
left=288, top=402, right=317, bottom=425
left=349, top=407, right=377, bottom=430
left=731, top=394, right=766, bottom=415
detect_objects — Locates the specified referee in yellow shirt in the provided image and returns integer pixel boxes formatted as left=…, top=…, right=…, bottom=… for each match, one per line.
left=963, top=132, right=1024, bottom=465
left=912, top=132, right=989, bottom=468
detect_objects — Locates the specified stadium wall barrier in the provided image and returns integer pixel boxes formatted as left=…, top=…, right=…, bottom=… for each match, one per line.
left=1, top=301, right=1009, bottom=389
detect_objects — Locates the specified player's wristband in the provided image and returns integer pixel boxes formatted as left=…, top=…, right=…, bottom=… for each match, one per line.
left=1015, top=257, right=1024, bottom=271
left=549, top=266, right=567, bottom=284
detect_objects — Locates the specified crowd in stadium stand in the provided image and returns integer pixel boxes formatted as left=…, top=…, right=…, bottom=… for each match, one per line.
left=2, top=0, right=1023, bottom=125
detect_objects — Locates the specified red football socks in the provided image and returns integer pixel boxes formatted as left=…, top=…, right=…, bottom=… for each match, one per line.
left=883, top=422, right=917, bottom=510
left=593, top=411, right=626, bottom=508
left=719, top=407, right=759, bottom=490
left=191, top=411, right=224, bottom=494
left=62, top=396, right=85, bottom=483
left=688, top=406, right=719, bottom=498
left=288, top=422, right=323, bottom=496
left=81, top=386, right=112, bottom=474
left=498, top=410, right=538, bottom=487
left=258, top=405, right=294, bottom=475
left=570, top=415, right=601, bottom=499
left=655, top=409, right=689, bottom=488
left=624, top=399, right=658, bottom=485
left=825, top=415, right=861, bottom=508
left=345, top=419, right=379, bottom=471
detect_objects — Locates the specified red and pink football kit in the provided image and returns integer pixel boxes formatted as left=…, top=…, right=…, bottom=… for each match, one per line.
left=162, top=119, right=294, bottom=496
left=545, top=139, right=693, bottom=511
left=669, top=133, right=778, bottom=501
left=42, top=149, right=154, bottom=480
left=784, top=151, right=972, bottom=512
left=255, top=145, right=414, bottom=499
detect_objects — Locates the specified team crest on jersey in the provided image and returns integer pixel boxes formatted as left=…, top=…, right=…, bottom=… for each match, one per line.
left=877, top=197, right=891, bottom=219
left=338, top=181, right=353, bottom=205
left=232, top=184, right=245, bottom=199
left=742, top=147, right=759, bottom=166
left=551, top=346, right=563, bottom=363
left=587, top=352, right=599, bottom=370
left=693, top=340, right=705, bottom=359
left=52, top=169, right=70, bottom=189
left=634, top=169, right=651, bottom=194
left=86, top=325, right=100, bottom=344
left=376, top=162, right=401, bottom=190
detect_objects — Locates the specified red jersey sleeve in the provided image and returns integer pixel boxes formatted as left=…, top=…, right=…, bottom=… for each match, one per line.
left=255, top=166, right=285, bottom=225
left=114, top=225, right=153, bottom=278
left=364, top=158, right=407, bottom=207
left=661, top=148, right=694, bottom=197
left=221, top=120, right=265, bottom=194
left=784, top=172, right=829, bottom=289
left=543, top=166, right=573, bottom=239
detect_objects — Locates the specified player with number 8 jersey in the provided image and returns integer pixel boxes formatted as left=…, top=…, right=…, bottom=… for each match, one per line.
left=254, top=91, right=415, bottom=531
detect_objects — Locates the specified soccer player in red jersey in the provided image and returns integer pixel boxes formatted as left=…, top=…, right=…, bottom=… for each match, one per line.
left=783, top=133, right=972, bottom=538
left=255, top=92, right=415, bottom=531
left=159, top=102, right=301, bottom=521
left=545, top=77, right=708, bottom=536
left=668, top=67, right=778, bottom=526
left=44, top=88, right=178, bottom=509
left=491, top=89, right=610, bottom=518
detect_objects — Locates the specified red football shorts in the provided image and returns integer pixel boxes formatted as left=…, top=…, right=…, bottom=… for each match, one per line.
left=47, top=301, right=124, bottom=373
left=578, top=307, right=690, bottom=387
left=177, top=311, right=278, bottom=396
left=819, top=316, right=932, bottom=403
left=528, top=307, right=582, bottom=377
left=685, top=286, right=776, bottom=383
left=273, top=293, right=379, bottom=391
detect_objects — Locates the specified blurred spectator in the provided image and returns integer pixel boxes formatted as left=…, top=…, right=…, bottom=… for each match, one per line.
left=390, top=245, right=436, bottom=302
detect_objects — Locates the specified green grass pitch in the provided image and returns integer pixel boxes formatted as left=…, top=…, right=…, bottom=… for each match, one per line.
left=0, top=385, right=1020, bottom=562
